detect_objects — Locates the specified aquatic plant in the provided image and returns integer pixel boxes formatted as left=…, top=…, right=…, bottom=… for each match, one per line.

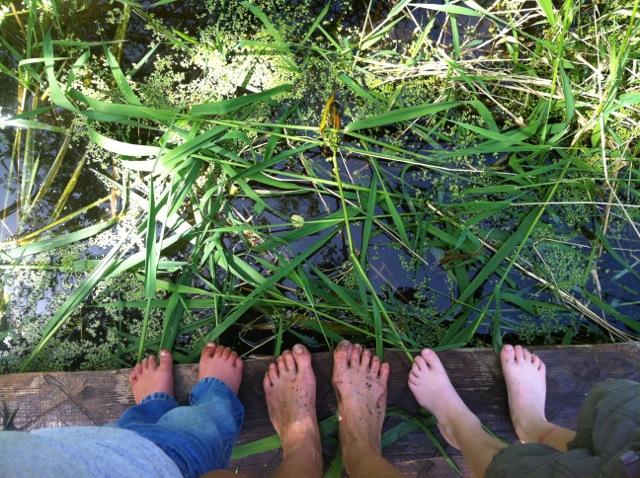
left=0, top=0, right=639, bottom=378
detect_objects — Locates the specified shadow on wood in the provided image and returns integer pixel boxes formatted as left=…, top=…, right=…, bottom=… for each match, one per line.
left=1, top=343, right=638, bottom=477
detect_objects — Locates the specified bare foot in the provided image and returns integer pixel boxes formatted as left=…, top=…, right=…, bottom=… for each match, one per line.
left=501, top=344, right=577, bottom=450
left=332, top=341, right=390, bottom=461
left=129, top=350, right=174, bottom=404
left=408, top=348, right=482, bottom=450
left=198, top=342, right=243, bottom=394
left=263, top=344, right=322, bottom=476
left=500, top=344, right=548, bottom=442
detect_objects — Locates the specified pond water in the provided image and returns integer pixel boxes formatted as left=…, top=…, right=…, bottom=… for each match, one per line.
left=1, top=0, right=638, bottom=371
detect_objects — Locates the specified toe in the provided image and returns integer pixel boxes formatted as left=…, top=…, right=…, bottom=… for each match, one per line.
left=514, top=345, right=525, bottom=363
left=423, top=349, right=443, bottom=370
left=531, top=353, right=544, bottom=371
left=282, top=350, right=296, bottom=373
left=235, top=355, right=244, bottom=372
left=409, top=367, right=420, bottom=383
left=159, top=350, right=173, bottom=369
left=292, top=344, right=312, bottom=371
left=531, top=352, right=539, bottom=366
left=333, top=340, right=352, bottom=369
left=221, top=346, right=232, bottom=359
left=361, top=349, right=372, bottom=369
left=370, top=355, right=381, bottom=375
left=263, top=370, right=272, bottom=389
left=202, top=342, right=216, bottom=359
left=277, top=355, right=288, bottom=374
left=500, top=344, right=515, bottom=364
left=268, top=362, right=279, bottom=381
left=379, top=362, right=390, bottom=383
left=413, top=355, right=426, bottom=372
left=351, top=343, right=363, bottom=367
left=148, top=356, right=158, bottom=371
left=522, top=347, right=532, bottom=363
left=214, top=344, right=225, bottom=358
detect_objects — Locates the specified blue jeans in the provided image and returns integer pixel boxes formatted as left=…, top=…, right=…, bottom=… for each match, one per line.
left=108, top=378, right=244, bottom=478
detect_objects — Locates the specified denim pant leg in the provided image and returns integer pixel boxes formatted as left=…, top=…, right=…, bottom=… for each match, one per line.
left=108, top=378, right=244, bottom=478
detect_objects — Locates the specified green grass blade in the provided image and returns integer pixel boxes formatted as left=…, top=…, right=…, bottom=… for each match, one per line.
left=345, top=102, right=463, bottom=132
left=190, top=84, right=292, bottom=116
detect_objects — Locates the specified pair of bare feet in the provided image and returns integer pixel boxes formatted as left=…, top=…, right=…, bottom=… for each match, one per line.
left=409, top=344, right=550, bottom=449
left=408, top=344, right=576, bottom=477
left=129, top=343, right=243, bottom=403
left=263, top=340, right=395, bottom=478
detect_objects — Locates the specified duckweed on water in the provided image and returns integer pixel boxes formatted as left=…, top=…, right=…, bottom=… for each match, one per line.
left=0, top=0, right=639, bottom=374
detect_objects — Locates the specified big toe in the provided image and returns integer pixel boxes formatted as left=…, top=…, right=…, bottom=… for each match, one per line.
left=158, top=350, right=173, bottom=369
left=201, top=342, right=217, bottom=360
left=292, top=344, right=313, bottom=371
left=333, top=340, right=352, bottom=368
left=421, top=348, right=444, bottom=371
left=500, top=344, right=516, bottom=365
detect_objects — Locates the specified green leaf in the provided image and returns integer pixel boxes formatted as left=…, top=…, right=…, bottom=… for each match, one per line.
left=345, top=102, right=463, bottom=132
left=190, top=84, right=292, bottom=116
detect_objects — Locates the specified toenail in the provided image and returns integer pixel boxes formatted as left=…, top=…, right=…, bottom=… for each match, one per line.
left=293, top=344, right=304, bottom=354
left=206, top=342, right=215, bottom=348
left=161, top=350, right=169, bottom=357
left=339, top=340, right=351, bottom=350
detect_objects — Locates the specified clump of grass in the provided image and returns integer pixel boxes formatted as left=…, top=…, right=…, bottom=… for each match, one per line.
left=1, top=0, right=639, bottom=379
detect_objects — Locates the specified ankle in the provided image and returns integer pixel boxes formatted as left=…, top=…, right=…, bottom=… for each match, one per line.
left=341, top=441, right=380, bottom=474
left=343, top=434, right=381, bottom=455
left=513, top=417, right=550, bottom=443
left=281, top=424, right=321, bottom=453
left=428, top=406, right=490, bottom=452
left=341, top=427, right=386, bottom=475
left=282, top=439, right=323, bottom=472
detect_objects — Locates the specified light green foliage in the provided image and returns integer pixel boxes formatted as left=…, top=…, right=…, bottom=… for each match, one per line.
left=516, top=308, right=579, bottom=344
left=552, top=175, right=593, bottom=231
left=534, top=240, right=588, bottom=289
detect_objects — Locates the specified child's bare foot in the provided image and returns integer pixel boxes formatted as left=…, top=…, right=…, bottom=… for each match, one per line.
left=500, top=344, right=548, bottom=442
left=501, top=344, right=577, bottom=449
left=332, top=341, right=390, bottom=462
left=198, top=342, right=243, bottom=394
left=129, top=350, right=174, bottom=403
left=408, top=348, right=482, bottom=450
left=263, top=344, right=322, bottom=476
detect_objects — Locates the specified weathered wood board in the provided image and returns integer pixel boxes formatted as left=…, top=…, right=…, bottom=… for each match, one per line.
left=1, top=343, right=639, bottom=477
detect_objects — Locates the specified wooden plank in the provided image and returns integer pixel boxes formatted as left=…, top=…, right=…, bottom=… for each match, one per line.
left=1, top=343, right=638, bottom=477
